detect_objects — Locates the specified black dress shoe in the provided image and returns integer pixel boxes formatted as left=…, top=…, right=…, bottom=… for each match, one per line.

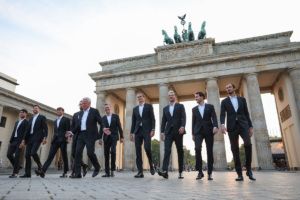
left=102, top=174, right=110, bottom=177
left=9, top=174, right=18, bottom=178
left=82, top=164, right=88, bottom=177
left=60, top=173, right=68, bottom=178
left=134, top=172, right=144, bottom=178
left=246, top=171, right=256, bottom=181
left=69, top=174, right=82, bottom=179
left=150, top=167, right=155, bottom=175
left=235, top=175, right=244, bottom=181
left=158, top=170, right=168, bottom=179
left=178, top=172, right=184, bottom=179
left=35, top=169, right=45, bottom=178
left=20, top=174, right=31, bottom=178
left=196, top=172, right=204, bottom=180
left=111, top=171, right=115, bottom=177
left=92, top=170, right=99, bottom=178
left=208, top=174, right=213, bottom=181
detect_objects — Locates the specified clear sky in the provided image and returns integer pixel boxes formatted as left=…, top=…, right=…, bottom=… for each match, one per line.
left=0, top=0, right=298, bottom=161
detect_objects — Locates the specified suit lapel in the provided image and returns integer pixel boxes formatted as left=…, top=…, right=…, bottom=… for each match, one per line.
left=141, top=104, right=146, bottom=118
left=203, top=104, right=209, bottom=119
left=166, top=105, right=172, bottom=118
left=104, top=115, right=109, bottom=127
left=227, top=97, right=236, bottom=112
left=237, top=97, right=242, bottom=112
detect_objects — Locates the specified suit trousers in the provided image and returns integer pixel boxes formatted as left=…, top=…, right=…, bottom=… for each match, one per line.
left=25, top=141, right=42, bottom=176
left=74, top=131, right=100, bottom=176
left=7, top=140, right=22, bottom=174
left=228, top=121, right=252, bottom=175
left=103, top=136, right=117, bottom=174
left=194, top=132, right=214, bottom=174
left=42, top=140, right=69, bottom=173
left=134, top=127, right=153, bottom=173
left=162, top=128, right=184, bottom=173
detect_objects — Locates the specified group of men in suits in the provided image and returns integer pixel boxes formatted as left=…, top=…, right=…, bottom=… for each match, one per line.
left=6, top=83, right=256, bottom=182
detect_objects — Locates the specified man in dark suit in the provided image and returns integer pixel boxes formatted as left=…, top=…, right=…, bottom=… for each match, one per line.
left=220, top=83, right=255, bottom=181
left=20, top=105, right=48, bottom=178
left=130, top=92, right=156, bottom=178
left=7, top=109, right=29, bottom=178
left=192, top=92, right=218, bottom=180
left=69, top=101, right=88, bottom=177
left=35, top=107, right=70, bottom=178
left=67, top=97, right=103, bottom=178
left=158, top=90, right=186, bottom=179
left=100, top=103, right=124, bottom=177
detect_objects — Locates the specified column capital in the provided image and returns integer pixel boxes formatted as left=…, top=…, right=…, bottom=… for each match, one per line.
left=244, top=72, right=258, bottom=78
left=126, top=87, right=136, bottom=92
left=95, top=90, right=107, bottom=95
left=159, top=83, right=169, bottom=87
left=288, top=66, right=300, bottom=73
left=206, top=77, right=218, bottom=82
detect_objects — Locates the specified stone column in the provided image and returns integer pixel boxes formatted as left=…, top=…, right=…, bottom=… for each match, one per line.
left=0, top=104, right=3, bottom=124
left=288, top=67, right=300, bottom=120
left=96, top=91, right=107, bottom=169
left=159, top=83, right=169, bottom=167
left=124, top=88, right=136, bottom=170
left=245, top=73, right=274, bottom=169
left=206, top=78, right=227, bottom=169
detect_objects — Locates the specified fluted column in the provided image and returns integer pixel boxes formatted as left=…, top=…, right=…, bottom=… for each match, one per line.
left=96, top=91, right=107, bottom=168
left=124, top=88, right=136, bottom=170
left=288, top=67, right=300, bottom=120
left=245, top=73, right=274, bottom=169
left=159, top=83, right=169, bottom=166
left=206, top=78, right=227, bottom=169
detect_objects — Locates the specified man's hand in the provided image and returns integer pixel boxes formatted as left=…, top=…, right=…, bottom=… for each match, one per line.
left=42, top=138, right=47, bottom=145
left=19, top=140, right=25, bottom=149
left=179, top=127, right=185, bottom=134
left=213, top=127, right=219, bottom=135
left=160, top=133, right=165, bottom=141
left=65, top=131, right=73, bottom=138
left=150, top=130, right=155, bottom=138
left=98, top=139, right=103, bottom=145
left=130, top=134, right=134, bottom=142
left=249, top=127, right=254, bottom=137
left=103, top=128, right=111, bottom=135
left=120, top=138, right=124, bottom=143
left=221, top=124, right=227, bottom=134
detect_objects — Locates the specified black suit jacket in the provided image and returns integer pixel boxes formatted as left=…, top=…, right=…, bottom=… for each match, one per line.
left=131, top=103, right=155, bottom=134
left=192, top=104, right=218, bottom=135
left=25, top=114, right=48, bottom=143
left=52, top=116, right=70, bottom=143
left=9, top=119, right=29, bottom=144
left=72, top=107, right=103, bottom=141
left=100, top=114, right=124, bottom=142
left=220, top=96, right=253, bottom=132
left=71, top=111, right=81, bottom=141
left=161, top=103, right=186, bottom=135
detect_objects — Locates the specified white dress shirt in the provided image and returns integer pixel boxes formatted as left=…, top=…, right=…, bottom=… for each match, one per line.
left=56, top=116, right=63, bottom=128
left=14, top=119, right=25, bottom=137
left=198, top=103, right=205, bottom=118
left=169, top=103, right=175, bottom=116
left=81, top=108, right=90, bottom=131
left=229, top=96, right=239, bottom=112
left=106, top=114, right=112, bottom=126
left=30, top=113, right=39, bottom=134
left=138, top=103, right=144, bottom=117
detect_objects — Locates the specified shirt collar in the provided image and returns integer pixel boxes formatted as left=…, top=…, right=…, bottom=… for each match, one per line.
left=169, top=102, right=175, bottom=106
left=139, top=103, right=145, bottom=106
left=33, top=113, right=40, bottom=117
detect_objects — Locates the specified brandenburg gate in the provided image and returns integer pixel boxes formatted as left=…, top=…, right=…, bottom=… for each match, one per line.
left=90, top=31, right=300, bottom=171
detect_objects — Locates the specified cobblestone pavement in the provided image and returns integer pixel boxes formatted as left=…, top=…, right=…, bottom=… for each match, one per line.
left=0, top=171, right=299, bottom=200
